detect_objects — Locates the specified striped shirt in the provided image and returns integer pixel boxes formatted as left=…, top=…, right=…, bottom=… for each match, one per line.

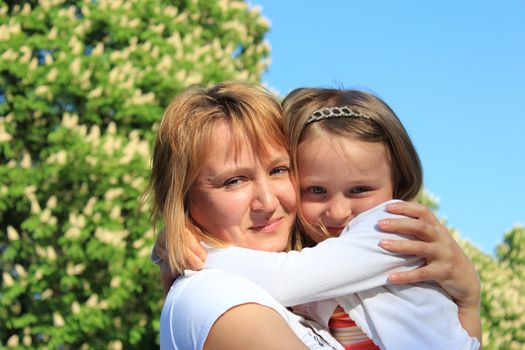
left=329, top=305, right=379, bottom=350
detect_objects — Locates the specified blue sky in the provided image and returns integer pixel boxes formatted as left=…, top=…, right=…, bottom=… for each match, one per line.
left=251, top=0, right=525, bottom=255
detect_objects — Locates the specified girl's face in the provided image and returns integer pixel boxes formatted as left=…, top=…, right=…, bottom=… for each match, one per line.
left=189, top=119, right=297, bottom=252
left=298, top=132, right=394, bottom=243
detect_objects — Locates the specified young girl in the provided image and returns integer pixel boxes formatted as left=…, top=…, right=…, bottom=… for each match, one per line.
left=194, top=87, right=480, bottom=349
left=285, top=87, right=445, bottom=349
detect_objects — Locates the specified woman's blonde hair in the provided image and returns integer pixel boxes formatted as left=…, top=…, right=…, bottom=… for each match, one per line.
left=282, top=88, right=423, bottom=243
left=147, top=82, right=294, bottom=274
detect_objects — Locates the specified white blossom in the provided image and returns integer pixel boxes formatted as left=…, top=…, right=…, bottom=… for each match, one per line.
left=44, top=54, right=53, bottom=65
left=65, top=226, right=81, bottom=239
left=95, top=227, right=128, bottom=249
left=20, top=46, right=32, bottom=63
left=47, top=150, right=67, bottom=164
left=83, top=197, right=97, bottom=215
left=53, top=312, right=65, bottom=327
left=3, top=272, right=14, bottom=287
left=40, top=208, right=51, bottom=223
left=72, top=301, right=81, bottom=314
left=107, top=122, right=117, bottom=135
left=35, top=85, right=49, bottom=96
left=86, top=294, right=98, bottom=307
left=110, top=206, right=121, bottom=220
left=86, top=125, right=100, bottom=146
left=70, top=57, right=82, bottom=76
left=108, top=340, right=123, bottom=350
left=47, top=68, right=58, bottom=82
left=7, top=226, right=19, bottom=241
left=48, top=27, right=58, bottom=40
left=104, top=188, right=123, bottom=201
left=46, top=246, right=57, bottom=261
left=46, top=196, right=57, bottom=209
left=6, top=335, right=19, bottom=347
left=29, top=57, right=38, bottom=71
left=35, top=246, right=47, bottom=258
left=89, top=86, right=103, bottom=98
left=92, top=42, right=104, bottom=56
left=62, top=112, right=79, bottom=129
left=41, top=288, right=53, bottom=299
left=23, top=334, right=31, bottom=347
left=14, top=264, right=27, bottom=278
left=110, top=276, right=121, bottom=288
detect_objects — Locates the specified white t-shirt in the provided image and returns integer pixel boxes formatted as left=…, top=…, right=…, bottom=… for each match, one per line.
left=160, top=268, right=344, bottom=350
left=204, top=200, right=480, bottom=350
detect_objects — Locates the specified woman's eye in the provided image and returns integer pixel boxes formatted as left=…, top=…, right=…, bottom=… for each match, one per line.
left=271, top=166, right=289, bottom=176
left=308, top=186, right=326, bottom=194
left=350, top=186, right=370, bottom=194
left=223, top=177, right=244, bottom=187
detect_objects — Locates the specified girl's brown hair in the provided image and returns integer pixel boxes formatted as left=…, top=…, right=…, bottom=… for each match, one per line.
left=282, top=88, right=423, bottom=243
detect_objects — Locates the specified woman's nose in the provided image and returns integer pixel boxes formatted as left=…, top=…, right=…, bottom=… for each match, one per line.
left=251, top=180, right=278, bottom=212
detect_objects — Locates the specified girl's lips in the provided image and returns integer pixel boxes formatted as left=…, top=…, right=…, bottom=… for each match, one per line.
left=250, top=217, right=284, bottom=233
left=326, top=226, right=345, bottom=235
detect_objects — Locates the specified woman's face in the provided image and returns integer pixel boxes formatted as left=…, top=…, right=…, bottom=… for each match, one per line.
left=188, top=119, right=297, bottom=252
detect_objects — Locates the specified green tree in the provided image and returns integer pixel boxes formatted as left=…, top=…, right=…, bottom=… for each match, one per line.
left=0, top=0, right=270, bottom=348
left=465, top=225, right=524, bottom=349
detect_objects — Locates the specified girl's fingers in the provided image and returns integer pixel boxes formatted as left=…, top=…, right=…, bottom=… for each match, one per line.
left=186, top=250, right=205, bottom=270
left=186, top=230, right=208, bottom=261
left=379, top=239, right=436, bottom=259
left=378, top=217, right=436, bottom=242
left=386, top=201, right=439, bottom=225
left=388, top=266, right=436, bottom=284
left=153, top=235, right=169, bottom=262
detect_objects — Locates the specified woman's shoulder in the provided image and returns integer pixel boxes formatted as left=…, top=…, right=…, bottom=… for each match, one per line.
left=160, top=269, right=283, bottom=349
left=166, top=268, right=274, bottom=307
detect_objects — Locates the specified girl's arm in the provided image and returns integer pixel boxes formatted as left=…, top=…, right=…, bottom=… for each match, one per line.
left=378, top=201, right=482, bottom=342
left=206, top=200, right=423, bottom=306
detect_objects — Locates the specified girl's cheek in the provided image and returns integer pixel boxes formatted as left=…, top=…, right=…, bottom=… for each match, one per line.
left=300, top=201, right=324, bottom=224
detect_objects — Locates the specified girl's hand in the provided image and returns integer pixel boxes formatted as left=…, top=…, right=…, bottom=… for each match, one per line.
left=154, top=228, right=208, bottom=295
left=377, top=201, right=480, bottom=310
left=377, top=201, right=481, bottom=342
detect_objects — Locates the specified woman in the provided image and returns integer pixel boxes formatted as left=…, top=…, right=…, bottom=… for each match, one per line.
left=148, top=82, right=480, bottom=349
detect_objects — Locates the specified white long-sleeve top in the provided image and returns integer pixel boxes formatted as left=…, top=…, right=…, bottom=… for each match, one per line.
left=204, top=200, right=480, bottom=350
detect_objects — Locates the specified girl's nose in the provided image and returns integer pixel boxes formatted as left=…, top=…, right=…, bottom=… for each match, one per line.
left=325, top=197, right=352, bottom=224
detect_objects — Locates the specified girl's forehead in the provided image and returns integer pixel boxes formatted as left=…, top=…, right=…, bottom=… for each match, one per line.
left=299, top=135, right=389, bottom=171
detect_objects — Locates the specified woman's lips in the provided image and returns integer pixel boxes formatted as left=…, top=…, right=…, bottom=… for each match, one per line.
left=250, top=217, right=284, bottom=233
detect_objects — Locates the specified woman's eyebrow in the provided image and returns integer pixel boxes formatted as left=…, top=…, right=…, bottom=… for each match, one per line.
left=268, top=156, right=291, bottom=166
left=204, top=167, right=249, bottom=183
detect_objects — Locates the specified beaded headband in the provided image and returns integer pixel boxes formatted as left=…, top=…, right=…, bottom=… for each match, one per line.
left=306, top=106, right=370, bottom=125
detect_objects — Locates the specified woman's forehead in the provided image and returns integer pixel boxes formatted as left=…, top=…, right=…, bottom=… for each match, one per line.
left=208, top=119, right=288, bottom=159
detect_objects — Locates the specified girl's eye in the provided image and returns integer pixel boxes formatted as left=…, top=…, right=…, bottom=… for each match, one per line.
left=308, top=186, right=326, bottom=194
left=271, top=166, right=289, bottom=176
left=350, top=186, right=371, bottom=194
